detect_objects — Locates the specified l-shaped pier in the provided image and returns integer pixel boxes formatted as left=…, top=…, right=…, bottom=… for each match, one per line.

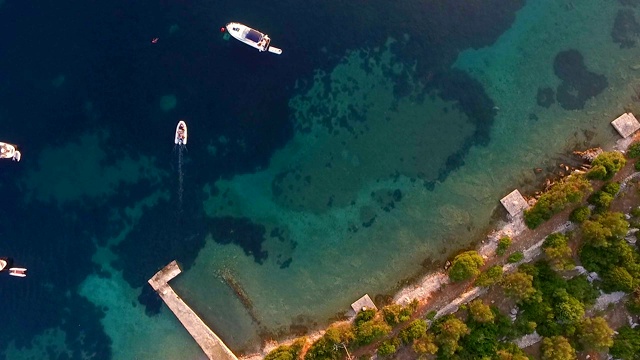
left=148, top=260, right=238, bottom=360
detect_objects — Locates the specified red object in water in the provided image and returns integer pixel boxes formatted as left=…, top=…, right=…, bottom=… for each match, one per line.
left=151, top=37, right=159, bottom=44
left=220, top=27, right=225, bottom=32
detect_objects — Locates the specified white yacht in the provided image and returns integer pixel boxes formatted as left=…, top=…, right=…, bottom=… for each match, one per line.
left=0, top=142, right=21, bottom=161
left=175, top=120, right=188, bottom=145
left=225, top=22, right=282, bottom=55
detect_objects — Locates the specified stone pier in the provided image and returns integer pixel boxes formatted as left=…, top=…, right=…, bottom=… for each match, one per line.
left=148, top=260, right=238, bottom=360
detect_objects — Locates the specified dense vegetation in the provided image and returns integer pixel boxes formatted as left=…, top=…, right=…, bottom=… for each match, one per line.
left=524, top=175, right=591, bottom=229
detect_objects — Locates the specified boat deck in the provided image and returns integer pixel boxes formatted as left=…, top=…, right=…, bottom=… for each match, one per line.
left=148, top=260, right=238, bottom=360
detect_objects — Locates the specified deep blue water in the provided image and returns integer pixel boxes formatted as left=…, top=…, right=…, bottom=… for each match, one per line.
left=0, top=0, right=528, bottom=358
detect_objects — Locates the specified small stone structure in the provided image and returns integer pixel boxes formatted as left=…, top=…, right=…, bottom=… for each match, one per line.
left=500, top=189, right=529, bottom=217
left=350, top=294, right=377, bottom=313
left=148, top=260, right=238, bottom=360
left=611, top=112, right=640, bottom=138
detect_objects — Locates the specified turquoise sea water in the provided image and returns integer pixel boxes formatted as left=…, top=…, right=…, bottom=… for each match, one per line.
left=2, top=0, right=640, bottom=358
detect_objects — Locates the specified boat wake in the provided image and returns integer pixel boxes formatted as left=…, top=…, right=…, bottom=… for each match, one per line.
left=174, top=120, right=188, bottom=211
left=177, top=144, right=184, bottom=208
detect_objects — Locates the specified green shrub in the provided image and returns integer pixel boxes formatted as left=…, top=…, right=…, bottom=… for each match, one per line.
left=354, top=308, right=376, bottom=325
left=475, top=265, right=503, bottom=287
left=628, top=142, right=640, bottom=158
left=377, top=338, right=399, bottom=357
left=381, top=304, right=412, bottom=325
left=449, top=251, right=485, bottom=282
left=587, top=151, right=626, bottom=181
left=588, top=190, right=614, bottom=212
left=602, top=182, right=621, bottom=195
left=524, top=175, right=592, bottom=229
left=497, top=236, right=512, bottom=256
left=426, top=310, right=437, bottom=320
left=631, top=207, right=640, bottom=218
left=570, top=206, right=591, bottom=223
left=508, top=252, right=524, bottom=263
left=635, top=161, right=640, bottom=171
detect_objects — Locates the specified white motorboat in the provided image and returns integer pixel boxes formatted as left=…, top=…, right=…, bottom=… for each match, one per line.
left=225, top=22, right=283, bottom=55
left=0, top=142, right=21, bottom=161
left=9, top=268, right=27, bottom=277
left=175, top=120, right=188, bottom=145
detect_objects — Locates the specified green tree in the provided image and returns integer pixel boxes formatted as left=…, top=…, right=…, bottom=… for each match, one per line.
left=611, top=325, right=640, bottom=360
left=541, top=336, right=576, bottom=360
left=581, top=211, right=629, bottom=247
left=304, top=324, right=354, bottom=360
left=587, top=151, right=626, bottom=180
left=353, top=318, right=391, bottom=346
left=502, top=271, right=537, bottom=301
left=569, top=205, right=591, bottom=223
left=553, top=289, right=584, bottom=324
left=468, top=299, right=494, bottom=323
left=399, top=319, right=427, bottom=344
left=542, top=233, right=574, bottom=270
left=475, top=265, right=503, bottom=287
left=604, top=266, right=636, bottom=293
left=435, top=317, right=469, bottom=357
left=602, top=181, right=621, bottom=195
left=266, top=338, right=306, bottom=360
left=497, top=236, right=512, bottom=256
left=412, top=333, right=438, bottom=356
left=496, top=343, right=529, bottom=360
left=579, top=316, right=614, bottom=351
left=588, top=190, right=614, bottom=212
left=449, top=251, right=485, bottom=282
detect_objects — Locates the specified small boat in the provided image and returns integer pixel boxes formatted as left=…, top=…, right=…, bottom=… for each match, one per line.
left=175, top=120, right=188, bottom=145
left=225, top=22, right=283, bottom=55
left=0, top=259, right=7, bottom=272
left=0, top=142, right=21, bottom=161
left=9, top=268, right=27, bottom=277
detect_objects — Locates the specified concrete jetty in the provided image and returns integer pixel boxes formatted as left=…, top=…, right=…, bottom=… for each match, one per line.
left=148, top=260, right=238, bottom=360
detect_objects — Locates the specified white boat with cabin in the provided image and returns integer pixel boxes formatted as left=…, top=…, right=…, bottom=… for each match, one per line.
left=225, top=22, right=282, bottom=55
left=0, top=142, right=21, bottom=161
left=175, top=120, right=188, bottom=145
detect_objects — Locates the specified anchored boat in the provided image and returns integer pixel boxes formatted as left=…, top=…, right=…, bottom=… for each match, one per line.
left=0, top=142, right=21, bottom=161
left=0, top=258, right=27, bottom=278
left=175, top=120, right=188, bottom=145
left=225, top=22, right=283, bottom=55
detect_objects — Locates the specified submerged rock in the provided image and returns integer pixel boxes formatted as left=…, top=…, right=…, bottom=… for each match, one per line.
left=612, top=9, right=640, bottom=48
left=553, top=50, right=608, bottom=110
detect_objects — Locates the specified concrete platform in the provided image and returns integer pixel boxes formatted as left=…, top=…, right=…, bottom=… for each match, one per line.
left=611, top=112, right=640, bottom=138
left=500, top=189, right=529, bottom=217
left=148, top=260, right=238, bottom=360
left=350, top=294, right=377, bottom=313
